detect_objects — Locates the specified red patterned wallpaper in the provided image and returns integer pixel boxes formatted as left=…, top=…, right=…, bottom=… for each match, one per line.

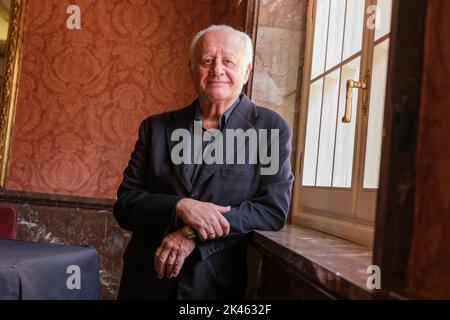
left=7, top=0, right=246, bottom=198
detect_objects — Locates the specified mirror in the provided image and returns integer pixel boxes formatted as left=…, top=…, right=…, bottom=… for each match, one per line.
left=0, top=0, right=27, bottom=187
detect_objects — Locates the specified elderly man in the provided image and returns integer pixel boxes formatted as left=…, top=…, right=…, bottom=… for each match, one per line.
left=113, top=24, right=293, bottom=299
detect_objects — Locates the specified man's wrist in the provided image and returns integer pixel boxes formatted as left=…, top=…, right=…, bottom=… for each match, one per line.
left=181, top=225, right=198, bottom=240
left=175, top=198, right=185, bottom=212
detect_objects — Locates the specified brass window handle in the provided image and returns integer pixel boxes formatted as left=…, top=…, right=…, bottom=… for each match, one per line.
left=342, top=79, right=367, bottom=123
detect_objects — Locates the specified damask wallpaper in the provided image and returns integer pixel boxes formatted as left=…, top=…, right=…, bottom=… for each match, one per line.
left=7, top=0, right=246, bottom=198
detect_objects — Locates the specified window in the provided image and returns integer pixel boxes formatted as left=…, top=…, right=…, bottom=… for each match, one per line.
left=292, top=0, right=393, bottom=246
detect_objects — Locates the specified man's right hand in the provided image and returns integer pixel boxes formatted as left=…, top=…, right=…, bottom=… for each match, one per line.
left=176, top=198, right=231, bottom=241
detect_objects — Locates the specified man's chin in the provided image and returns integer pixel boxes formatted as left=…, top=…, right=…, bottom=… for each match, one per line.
left=202, top=91, right=235, bottom=103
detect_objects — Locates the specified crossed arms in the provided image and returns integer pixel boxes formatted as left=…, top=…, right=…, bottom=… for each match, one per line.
left=113, top=117, right=293, bottom=280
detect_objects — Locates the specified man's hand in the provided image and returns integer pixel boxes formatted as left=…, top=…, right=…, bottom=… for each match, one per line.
left=176, top=198, right=231, bottom=241
left=154, top=230, right=195, bottom=279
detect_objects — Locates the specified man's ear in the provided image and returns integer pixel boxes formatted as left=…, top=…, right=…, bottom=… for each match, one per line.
left=243, top=63, right=252, bottom=84
left=189, top=61, right=199, bottom=85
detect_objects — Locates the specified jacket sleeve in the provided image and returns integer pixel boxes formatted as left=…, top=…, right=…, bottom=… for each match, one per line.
left=113, top=119, right=183, bottom=239
left=196, top=126, right=294, bottom=259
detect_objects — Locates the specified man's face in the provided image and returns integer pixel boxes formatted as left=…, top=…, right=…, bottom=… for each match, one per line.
left=191, top=30, right=252, bottom=105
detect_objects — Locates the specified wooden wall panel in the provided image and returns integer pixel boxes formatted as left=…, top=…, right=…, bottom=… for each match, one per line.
left=373, top=0, right=427, bottom=295
left=407, top=0, right=450, bottom=299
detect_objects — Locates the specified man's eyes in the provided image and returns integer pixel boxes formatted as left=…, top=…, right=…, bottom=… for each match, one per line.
left=200, top=58, right=236, bottom=67
left=224, top=59, right=236, bottom=66
left=201, top=59, right=214, bottom=66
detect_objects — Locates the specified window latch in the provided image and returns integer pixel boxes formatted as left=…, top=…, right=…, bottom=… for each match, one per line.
left=342, top=70, right=371, bottom=123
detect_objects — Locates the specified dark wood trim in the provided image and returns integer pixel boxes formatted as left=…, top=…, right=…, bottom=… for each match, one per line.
left=287, top=0, right=310, bottom=223
left=0, top=189, right=115, bottom=210
left=243, top=0, right=260, bottom=99
left=248, top=240, right=339, bottom=300
left=373, top=0, right=428, bottom=295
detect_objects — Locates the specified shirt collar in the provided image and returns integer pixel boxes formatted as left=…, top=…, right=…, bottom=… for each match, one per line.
left=194, top=97, right=240, bottom=130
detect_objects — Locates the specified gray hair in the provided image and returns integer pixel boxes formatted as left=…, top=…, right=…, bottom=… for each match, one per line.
left=190, top=25, right=253, bottom=70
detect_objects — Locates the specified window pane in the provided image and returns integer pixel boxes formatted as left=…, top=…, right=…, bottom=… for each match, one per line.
left=311, top=0, right=330, bottom=79
left=316, top=70, right=340, bottom=186
left=325, top=0, right=346, bottom=70
left=333, top=57, right=361, bottom=188
left=302, top=79, right=324, bottom=186
left=342, top=0, right=365, bottom=60
left=374, top=0, right=392, bottom=40
left=364, top=39, right=389, bottom=188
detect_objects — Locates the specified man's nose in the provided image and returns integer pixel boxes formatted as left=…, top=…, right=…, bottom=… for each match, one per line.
left=211, top=61, right=225, bottom=76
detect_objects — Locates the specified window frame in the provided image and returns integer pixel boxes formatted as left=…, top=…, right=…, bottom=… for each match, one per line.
left=291, top=0, right=391, bottom=247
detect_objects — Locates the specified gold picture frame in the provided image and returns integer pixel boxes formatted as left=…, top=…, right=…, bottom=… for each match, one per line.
left=0, top=0, right=27, bottom=187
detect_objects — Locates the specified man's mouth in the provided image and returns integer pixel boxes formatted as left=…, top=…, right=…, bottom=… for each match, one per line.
left=207, top=80, right=228, bottom=85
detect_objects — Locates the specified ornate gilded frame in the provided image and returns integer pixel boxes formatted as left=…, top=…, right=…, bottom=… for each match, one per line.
left=0, top=0, right=28, bottom=187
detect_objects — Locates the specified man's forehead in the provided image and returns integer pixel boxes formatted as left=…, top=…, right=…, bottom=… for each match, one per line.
left=195, top=30, right=244, bottom=55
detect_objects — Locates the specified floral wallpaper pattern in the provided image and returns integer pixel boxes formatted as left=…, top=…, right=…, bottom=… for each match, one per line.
left=7, top=0, right=245, bottom=198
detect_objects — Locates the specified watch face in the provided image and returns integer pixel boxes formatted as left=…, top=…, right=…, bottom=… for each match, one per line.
left=183, top=225, right=195, bottom=238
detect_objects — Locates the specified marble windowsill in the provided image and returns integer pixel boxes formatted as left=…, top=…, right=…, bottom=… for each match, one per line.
left=251, top=224, right=375, bottom=299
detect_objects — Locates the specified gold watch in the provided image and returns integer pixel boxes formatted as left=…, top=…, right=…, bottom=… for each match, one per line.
left=182, top=225, right=197, bottom=239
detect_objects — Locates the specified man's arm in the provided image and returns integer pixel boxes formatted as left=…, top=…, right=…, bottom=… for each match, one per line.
left=175, top=198, right=231, bottom=241
left=114, top=119, right=231, bottom=240
left=113, top=119, right=183, bottom=239
left=225, top=126, right=294, bottom=236
left=196, top=126, right=294, bottom=259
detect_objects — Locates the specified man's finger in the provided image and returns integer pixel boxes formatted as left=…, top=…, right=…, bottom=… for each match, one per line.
left=218, top=215, right=230, bottom=236
left=154, top=243, right=170, bottom=279
left=170, top=254, right=185, bottom=278
left=214, top=205, right=231, bottom=213
left=210, top=218, right=223, bottom=238
left=197, top=228, right=208, bottom=241
left=165, top=251, right=178, bottom=278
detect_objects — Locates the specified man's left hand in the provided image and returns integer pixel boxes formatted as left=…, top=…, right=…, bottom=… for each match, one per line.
left=154, top=229, right=195, bottom=279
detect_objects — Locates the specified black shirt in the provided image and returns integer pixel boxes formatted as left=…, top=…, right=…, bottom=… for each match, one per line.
left=185, top=97, right=240, bottom=185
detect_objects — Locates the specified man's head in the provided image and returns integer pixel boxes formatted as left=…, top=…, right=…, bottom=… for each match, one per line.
left=189, top=25, right=253, bottom=105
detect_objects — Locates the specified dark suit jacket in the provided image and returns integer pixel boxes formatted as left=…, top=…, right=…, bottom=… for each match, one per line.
left=113, top=94, right=294, bottom=299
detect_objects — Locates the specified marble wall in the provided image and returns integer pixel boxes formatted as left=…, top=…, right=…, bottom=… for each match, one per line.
left=0, top=193, right=124, bottom=300
left=250, top=0, right=308, bottom=135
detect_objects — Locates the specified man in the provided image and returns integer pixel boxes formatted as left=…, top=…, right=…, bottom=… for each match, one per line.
left=113, top=25, right=293, bottom=299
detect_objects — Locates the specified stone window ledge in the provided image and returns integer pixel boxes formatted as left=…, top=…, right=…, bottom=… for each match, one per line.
left=250, top=224, right=376, bottom=299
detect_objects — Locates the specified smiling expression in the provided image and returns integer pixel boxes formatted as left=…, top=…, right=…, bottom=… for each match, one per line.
left=190, top=30, right=252, bottom=105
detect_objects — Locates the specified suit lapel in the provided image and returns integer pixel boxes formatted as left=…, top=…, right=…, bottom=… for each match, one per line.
left=193, top=94, right=257, bottom=188
left=166, top=101, right=197, bottom=194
